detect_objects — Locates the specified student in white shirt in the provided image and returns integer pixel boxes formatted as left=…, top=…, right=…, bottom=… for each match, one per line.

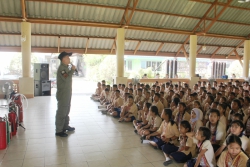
left=118, top=95, right=138, bottom=122
left=217, top=103, right=227, bottom=127
left=215, top=120, right=250, bottom=158
left=205, top=109, right=226, bottom=152
left=184, top=127, right=216, bottom=167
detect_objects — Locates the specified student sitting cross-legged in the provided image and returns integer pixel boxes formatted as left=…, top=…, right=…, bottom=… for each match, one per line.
left=133, top=102, right=151, bottom=134
left=145, top=108, right=179, bottom=150
left=118, top=96, right=138, bottom=122
left=137, top=106, right=162, bottom=139
left=184, top=127, right=216, bottom=167
left=161, top=120, right=194, bottom=166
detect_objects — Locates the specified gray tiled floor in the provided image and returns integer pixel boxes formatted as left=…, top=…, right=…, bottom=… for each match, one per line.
left=0, top=94, right=183, bottom=167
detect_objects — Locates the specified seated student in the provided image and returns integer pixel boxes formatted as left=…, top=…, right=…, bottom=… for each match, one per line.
left=215, top=120, right=250, bottom=158
left=184, top=127, right=216, bottom=167
left=128, top=88, right=134, bottom=98
left=228, top=99, right=245, bottom=124
left=245, top=106, right=250, bottom=137
left=217, top=103, right=228, bottom=127
left=205, top=109, right=226, bottom=152
left=174, top=102, right=191, bottom=127
left=103, top=90, right=123, bottom=115
left=134, top=103, right=151, bottom=134
left=91, top=82, right=102, bottom=100
left=226, top=113, right=244, bottom=136
left=150, top=89, right=155, bottom=103
left=123, top=93, right=130, bottom=105
left=99, top=84, right=107, bottom=101
left=134, top=88, right=145, bottom=104
left=190, top=108, right=203, bottom=134
left=99, top=88, right=111, bottom=106
left=217, top=134, right=249, bottom=167
left=210, top=101, right=219, bottom=109
left=120, top=84, right=125, bottom=97
left=162, top=120, right=194, bottom=166
left=118, top=96, right=138, bottom=122
left=160, top=92, right=168, bottom=108
left=143, top=91, right=153, bottom=104
left=193, top=100, right=203, bottom=116
left=138, top=106, right=162, bottom=139
left=146, top=108, right=179, bottom=150
left=203, top=95, right=214, bottom=124
left=170, top=97, right=180, bottom=118
left=152, top=93, right=164, bottom=115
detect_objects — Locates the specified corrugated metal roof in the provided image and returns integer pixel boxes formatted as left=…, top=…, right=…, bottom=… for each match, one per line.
left=199, top=46, right=219, bottom=55
left=137, top=42, right=160, bottom=52
left=60, top=37, right=87, bottom=48
left=27, top=1, right=124, bottom=23
left=88, top=38, right=113, bottom=49
left=0, top=22, right=21, bottom=33
left=208, top=22, right=250, bottom=37
left=219, top=8, right=250, bottom=24
left=161, top=43, right=182, bottom=52
left=230, top=0, right=250, bottom=8
left=136, top=0, right=210, bottom=18
left=125, top=41, right=139, bottom=51
left=0, top=0, right=21, bottom=17
left=197, top=36, right=242, bottom=46
left=31, top=36, right=58, bottom=48
left=215, top=47, right=234, bottom=55
left=131, top=12, right=199, bottom=31
left=31, top=24, right=116, bottom=37
left=126, top=30, right=188, bottom=42
left=0, top=35, right=21, bottom=46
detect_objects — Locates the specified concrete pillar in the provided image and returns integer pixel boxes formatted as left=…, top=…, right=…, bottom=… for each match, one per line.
left=19, top=22, right=34, bottom=98
left=243, top=40, right=250, bottom=79
left=189, top=35, right=199, bottom=87
left=115, top=28, right=127, bottom=85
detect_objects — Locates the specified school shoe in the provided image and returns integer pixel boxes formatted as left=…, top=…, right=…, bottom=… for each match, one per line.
left=55, top=132, right=68, bottom=137
left=163, top=160, right=173, bottom=166
left=134, top=130, right=138, bottom=134
left=64, top=126, right=75, bottom=131
left=101, top=110, right=108, bottom=114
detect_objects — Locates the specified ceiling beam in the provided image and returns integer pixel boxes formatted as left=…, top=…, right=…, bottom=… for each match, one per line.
left=0, top=16, right=247, bottom=40
left=85, top=38, right=89, bottom=54
left=234, top=50, right=243, bottom=67
left=189, top=0, right=250, bottom=11
left=204, top=0, right=232, bottom=33
left=0, top=32, right=245, bottom=49
left=0, top=46, right=239, bottom=59
left=126, top=0, right=139, bottom=26
left=21, top=0, right=27, bottom=20
left=134, top=41, right=141, bottom=55
left=155, top=42, right=164, bottom=56
left=120, top=0, right=132, bottom=25
left=182, top=46, right=189, bottom=62
left=227, top=40, right=245, bottom=58
left=210, top=47, right=221, bottom=58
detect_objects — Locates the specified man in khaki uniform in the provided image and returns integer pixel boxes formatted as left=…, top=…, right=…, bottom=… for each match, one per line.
left=55, top=51, right=76, bottom=137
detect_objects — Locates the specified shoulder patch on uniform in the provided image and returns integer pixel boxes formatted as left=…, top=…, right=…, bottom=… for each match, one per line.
left=61, top=70, right=66, bottom=75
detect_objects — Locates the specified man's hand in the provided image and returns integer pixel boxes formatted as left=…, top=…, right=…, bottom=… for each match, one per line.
left=71, top=65, right=76, bottom=70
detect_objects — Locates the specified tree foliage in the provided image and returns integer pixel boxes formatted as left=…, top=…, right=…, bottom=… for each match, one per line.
left=9, top=53, right=38, bottom=76
left=226, top=60, right=243, bottom=78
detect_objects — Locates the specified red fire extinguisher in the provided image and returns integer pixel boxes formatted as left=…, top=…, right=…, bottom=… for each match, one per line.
left=0, top=117, right=7, bottom=150
left=8, top=112, right=17, bottom=136
left=13, top=95, right=23, bottom=122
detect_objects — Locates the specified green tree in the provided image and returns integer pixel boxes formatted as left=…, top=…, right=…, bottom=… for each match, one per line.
left=227, top=60, right=243, bottom=78
left=9, top=53, right=38, bottom=76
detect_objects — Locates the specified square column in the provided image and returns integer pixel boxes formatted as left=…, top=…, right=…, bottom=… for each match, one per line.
left=19, top=22, right=34, bottom=98
left=189, top=35, right=199, bottom=87
left=115, top=28, right=127, bottom=85
left=243, top=40, right=250, bottom=79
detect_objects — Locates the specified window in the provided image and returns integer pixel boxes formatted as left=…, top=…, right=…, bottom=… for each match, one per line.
left=156, top=61, right=162, bottom=71
left=146, top=61, right=151, bottom=68
left=152, top=62, right=156, bottom=71
left=141, top=61, right=146, bottom=69
left=128, top=60, right=132, bottom=71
